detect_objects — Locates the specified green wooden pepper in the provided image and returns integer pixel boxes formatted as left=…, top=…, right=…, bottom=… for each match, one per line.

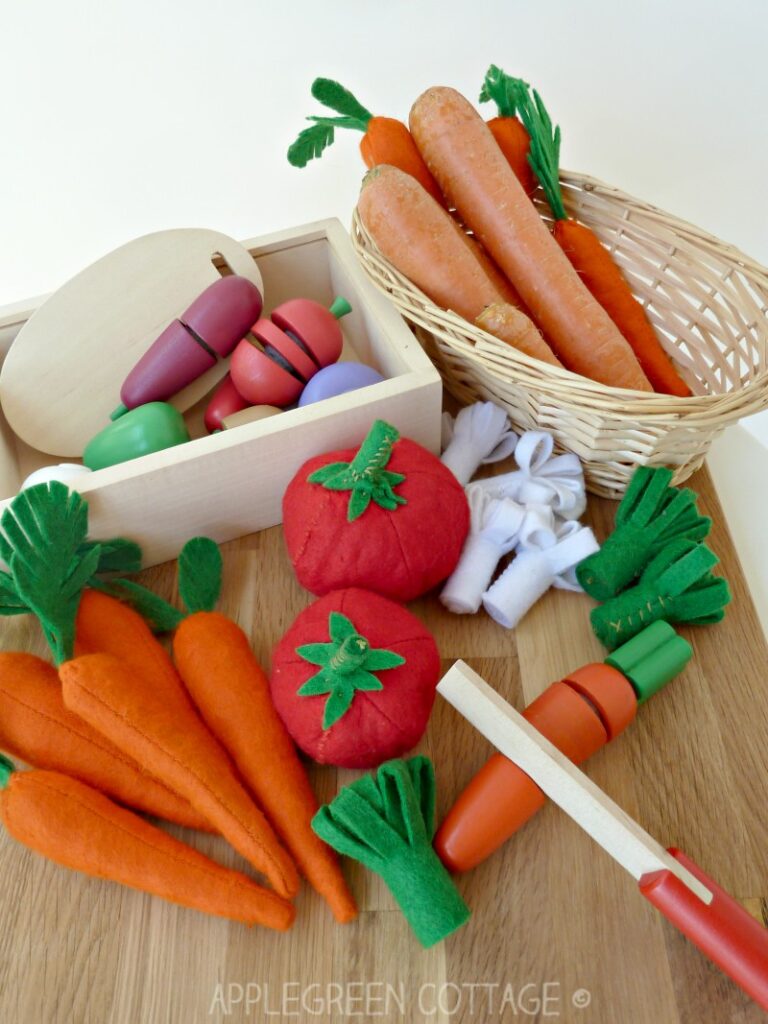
left=83, top=402, right=189, bottom=470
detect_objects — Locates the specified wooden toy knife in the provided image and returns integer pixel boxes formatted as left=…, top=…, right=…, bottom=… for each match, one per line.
left=438, top=661, right=768, bottom=1010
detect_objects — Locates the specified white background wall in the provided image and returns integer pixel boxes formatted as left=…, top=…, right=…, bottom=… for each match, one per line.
left=1, top=0, right=767, bottom=620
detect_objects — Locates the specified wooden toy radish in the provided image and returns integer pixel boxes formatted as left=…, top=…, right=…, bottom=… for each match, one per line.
left=229, top=296, right=352, bottom=406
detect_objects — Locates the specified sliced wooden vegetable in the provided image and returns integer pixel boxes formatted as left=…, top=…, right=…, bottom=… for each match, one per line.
left=359, top=165, right=528, bottom=321
left=0, top=651, right=210, bottom=831
left=288, top=77, right=444, bottom=204
left=476, top=303, right=564, bottom=367
left=0, top=757, right=294, bottom=929
left=409, top=87, right=652, bottom=392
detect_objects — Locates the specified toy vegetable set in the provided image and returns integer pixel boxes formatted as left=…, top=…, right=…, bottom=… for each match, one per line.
left=0, top=64, right=767, bottom=1017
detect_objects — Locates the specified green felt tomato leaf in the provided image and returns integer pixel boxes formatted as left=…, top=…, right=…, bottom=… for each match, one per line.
left=295, top=642, right=334, bottom=667
left=323, top=687, right=354, bottom=729
left=297, top=673, right=335, bottom=697
left=329, top=612, right=356, bottom=643
left=363, top=649, right=406, bottom=671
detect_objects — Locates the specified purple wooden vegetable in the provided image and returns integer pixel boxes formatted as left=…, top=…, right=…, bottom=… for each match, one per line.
left=114, top=275, right=262, bottom=418
left=297, top=362, right=384, bottom=407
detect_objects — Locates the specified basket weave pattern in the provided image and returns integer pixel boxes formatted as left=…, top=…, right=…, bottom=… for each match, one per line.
left=352, top=171, right=768, bottom=498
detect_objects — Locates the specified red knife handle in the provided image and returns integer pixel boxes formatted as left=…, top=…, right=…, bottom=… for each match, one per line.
left=639, top=848, right=768, bottom=1010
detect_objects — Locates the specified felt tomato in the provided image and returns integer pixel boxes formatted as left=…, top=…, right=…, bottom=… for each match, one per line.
left=269, top=588, right=440, bottom=768
left=282, top=419, right=469, bottom=602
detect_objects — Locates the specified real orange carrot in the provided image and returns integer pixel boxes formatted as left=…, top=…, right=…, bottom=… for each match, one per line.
left=478, top=65, right=536, bottom=197
left=358, top=165, right=538, bottom=325
left=174, top=611, right=358, bottom=924
left=0, top=757, right=294, bottom=929
left=510, top=78, right=691, bottom=397
left=60, top=652, right=300, bottom=899
left=476, top=303, right=565, bottom=368
left=288, top=78, right=444, bottom=205
left=409, top=87, right=652, bottom=392
left=0, top=651, right=211, bottom=832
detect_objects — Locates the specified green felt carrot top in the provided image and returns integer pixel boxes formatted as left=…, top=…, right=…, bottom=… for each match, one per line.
left=296, top=611, right=405, bottom=728
left=307, top=419, right=407, bottom=522
left=288, top=78, right=374, bottom=168
left=591, top=538, right=731, bottom=650
left=576, top=467, right=711, bottom=601
left=0, top=481, right=225, bottom=663
left=478, top=64, right=525, bottom=119
left=312, top=757, right=470, bottom=948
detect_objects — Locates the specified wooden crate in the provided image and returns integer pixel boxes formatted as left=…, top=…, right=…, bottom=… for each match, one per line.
left=0, top=219, right=442, bottom=566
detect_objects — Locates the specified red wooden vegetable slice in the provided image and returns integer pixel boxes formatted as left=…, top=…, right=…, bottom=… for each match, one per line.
left=270, top=588, right=440, bottom=768
left=230, top=340, right=304, bottom=406
left=282, top=420, right=469, bottom=601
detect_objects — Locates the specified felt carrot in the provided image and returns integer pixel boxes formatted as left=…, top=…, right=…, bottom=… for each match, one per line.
left=0, top=651, right=211, bottom=832
left=172, top=541, right=357, bottom=923
left=478, top=64, right=537, bottom=197
left=288, top=77, right=444, bottom=204
left=0, top=756, right=294, bottom=929
left=509, top=77, right=691, bottom=397
left=476, top=303, right=564, bottom=368
left=358, top=165, right=535, bottom=323
left=0, top=483, right=299, bottom=899
left=409, top=87, right=652, bottom=392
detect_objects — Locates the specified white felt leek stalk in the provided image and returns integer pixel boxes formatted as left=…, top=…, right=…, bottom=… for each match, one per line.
left=440, top=402, right=517, bottom=486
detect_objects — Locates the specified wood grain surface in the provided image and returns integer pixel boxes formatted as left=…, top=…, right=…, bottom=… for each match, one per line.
left=0, top=465, right=766, bottom=1024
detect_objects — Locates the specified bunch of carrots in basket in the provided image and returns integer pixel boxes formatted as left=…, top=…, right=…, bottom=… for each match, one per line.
left=0, top=482, right=357, bottom=930
left=289, top=66, right=691, bottom=398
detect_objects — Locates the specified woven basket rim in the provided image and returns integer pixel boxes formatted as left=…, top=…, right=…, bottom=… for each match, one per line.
left=351, top=170, right=768, bottom=426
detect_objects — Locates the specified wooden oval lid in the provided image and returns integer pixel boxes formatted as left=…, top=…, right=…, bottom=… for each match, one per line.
left=0, top=228, right=264, bottom=456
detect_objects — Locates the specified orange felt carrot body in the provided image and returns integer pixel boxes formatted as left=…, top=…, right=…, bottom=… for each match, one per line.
left=60, top=652, right=300, bottom=899
left=479, top=66, right=536, bottom=197
left=476, top=303, right=564, bottom=368
left=0, top=759, right=294, bottom=929
left=409, top=87, right=652, bottom=393
left=289, top=78, right=444, bottom=205
left=359, top=165, right=547, bottom=334
left=511, top=80, right=691, bottom=398
left=173, top=612, right=358, bottom=924
left=0, top=651, right=210, bottom=832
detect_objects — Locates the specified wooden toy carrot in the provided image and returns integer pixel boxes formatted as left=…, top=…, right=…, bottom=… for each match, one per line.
left=358, top=165, right=536, bottom=324
left=288, top=77, right=444, bottom=204
left=478, top=64, right=536, bottom=197
left=0, top=651, right=211, bottom=832
left=0, top=483, right=299, bottom=899
left=0, top=756, right=294, bottom=930
left=409, top=87, right=653, bottom=392
left=172, top=542, right=357, bottom=923
left=509, top=77, right=691, bottom=397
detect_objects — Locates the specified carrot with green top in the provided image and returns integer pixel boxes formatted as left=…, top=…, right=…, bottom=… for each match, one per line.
left=478, top=64, right=536, bottom=197
left=0, top=756, right=294, bottom=929
left=0, top=651, right=211, bottom=831
left=0, top=483, right=299, bottom=899
left=288, top=77, right=444, bottom=204
left=506, top=73, right=691, bottom=397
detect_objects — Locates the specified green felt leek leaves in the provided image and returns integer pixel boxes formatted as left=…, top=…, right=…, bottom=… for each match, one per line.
left=307, top=419, right=407, bottom=521
left=0, top=482, right=101, bottom=664
left=296, top=611, right=405, bottom=729
left=178, top=536, right=223, bottom=614
left=312, top=757, right=470, bottom=947
left=288, top=78, right=372, bottom=168
left=576, top=466, right=711, bottom=601
left=591, top=539, right=731, bottom=650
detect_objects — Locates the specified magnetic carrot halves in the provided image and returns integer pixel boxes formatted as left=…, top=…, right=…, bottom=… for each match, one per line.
left=0, top=651, right=210, bottom=831
left=0, top=757, right=294, bottom=929
left=288, top=77, right=444, bottom=204
left=59, top=652, right=300, bottom=899
left=510, top=77, right=691, bottom=397
left=409, top=87, right=652, bottom=392
left=174, top=609, right=358, bottom=924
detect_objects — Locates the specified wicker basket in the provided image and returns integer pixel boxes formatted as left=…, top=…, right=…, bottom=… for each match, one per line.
left=352, top=171, right=768, bottom=498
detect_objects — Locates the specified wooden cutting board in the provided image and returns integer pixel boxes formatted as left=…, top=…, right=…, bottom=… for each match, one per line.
left=0, top=466, right=765, bottom=1024
left=0, top=229, right=264, bottom=457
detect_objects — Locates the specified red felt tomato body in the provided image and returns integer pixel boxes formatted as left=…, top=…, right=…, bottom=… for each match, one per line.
left=282, top=437, right=469, bottom=602
left=270, top=588, right=440, bottom=768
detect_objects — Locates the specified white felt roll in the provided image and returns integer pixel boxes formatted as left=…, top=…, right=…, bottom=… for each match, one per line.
left=441, top=534, right=507, bottom=614
left=482, top=550, right=554, bottom=629
left=441, top=402, right=517, bottom=486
